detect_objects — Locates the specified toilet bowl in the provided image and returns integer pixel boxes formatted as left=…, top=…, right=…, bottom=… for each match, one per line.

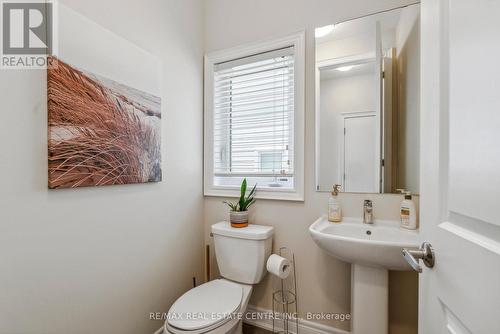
left=163, top=222, right=274, bottom=334
left=164, top=279, right=252, bottom=334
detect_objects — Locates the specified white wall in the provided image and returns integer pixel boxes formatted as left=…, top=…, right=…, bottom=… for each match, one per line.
left=0, top=1, right=204, bottom=333
left=318, top=74, right=376, bottom=189
left=203, top=0, right=418, bottom=332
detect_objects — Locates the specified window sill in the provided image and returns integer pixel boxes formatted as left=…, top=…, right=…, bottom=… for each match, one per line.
left=204, top=187, right=304, bottom=202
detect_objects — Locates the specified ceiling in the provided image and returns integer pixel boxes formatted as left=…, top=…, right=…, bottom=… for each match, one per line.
left=320, top=61, right=376, bottom=80
left=315, top=5, right=411, bottom=45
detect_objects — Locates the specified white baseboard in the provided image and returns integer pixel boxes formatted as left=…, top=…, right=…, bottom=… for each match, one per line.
left=244, top=305, right=350, bottom=334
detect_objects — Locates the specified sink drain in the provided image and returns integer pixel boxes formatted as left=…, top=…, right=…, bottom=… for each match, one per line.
left=366, top=230, right=372, bottom=235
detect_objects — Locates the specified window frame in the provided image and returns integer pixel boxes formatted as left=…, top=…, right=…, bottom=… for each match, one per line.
left=204, top=32, right=305, bottom=201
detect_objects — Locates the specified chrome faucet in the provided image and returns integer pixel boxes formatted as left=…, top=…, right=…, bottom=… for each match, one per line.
left=363, top=200, right=373, bottom=224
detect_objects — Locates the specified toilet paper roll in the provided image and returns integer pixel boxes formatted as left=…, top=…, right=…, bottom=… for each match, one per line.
left=266, top=254, right=291, bottom=279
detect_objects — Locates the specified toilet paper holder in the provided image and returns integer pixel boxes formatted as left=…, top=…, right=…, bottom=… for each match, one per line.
left=271, top=247, right=299, bottom=334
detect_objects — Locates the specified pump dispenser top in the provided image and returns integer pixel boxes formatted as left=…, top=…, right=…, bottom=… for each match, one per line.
left=332, top=184, right=341, bottom=196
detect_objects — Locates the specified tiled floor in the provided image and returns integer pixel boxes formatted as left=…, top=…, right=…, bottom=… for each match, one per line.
left=242, top=323, right=273, bottom=334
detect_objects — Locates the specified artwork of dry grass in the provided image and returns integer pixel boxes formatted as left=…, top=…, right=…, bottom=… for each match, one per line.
left=47, top=56, right=162, bottom=189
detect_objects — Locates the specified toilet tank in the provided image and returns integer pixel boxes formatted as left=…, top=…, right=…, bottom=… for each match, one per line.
left=211, top=222, right=274, bottom=284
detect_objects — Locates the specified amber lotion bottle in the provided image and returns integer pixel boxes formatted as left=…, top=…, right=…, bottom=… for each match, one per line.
left=400, top=192, right=417, bottom=229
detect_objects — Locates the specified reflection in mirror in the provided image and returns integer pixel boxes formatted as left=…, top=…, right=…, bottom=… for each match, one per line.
left=315, top=4, right=420, bottom=194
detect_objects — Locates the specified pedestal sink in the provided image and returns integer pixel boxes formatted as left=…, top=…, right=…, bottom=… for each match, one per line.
left=309, top=217, right=419, bottom=334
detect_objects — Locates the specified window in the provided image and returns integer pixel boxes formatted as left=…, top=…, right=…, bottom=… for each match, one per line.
left=260, top=151, right=283, bottom=173
left=214, top=47, right=294, bottom=188
left=204, top=33, right=304, bottom=201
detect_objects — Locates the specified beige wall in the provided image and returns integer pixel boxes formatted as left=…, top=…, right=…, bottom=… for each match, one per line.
left=203, top=0, right=418, bottom=332
left=0, top=1, right=204, bottom=333
left=389, top=271, right=418, bottom=334
left=395, top=4, right=421, bottom=193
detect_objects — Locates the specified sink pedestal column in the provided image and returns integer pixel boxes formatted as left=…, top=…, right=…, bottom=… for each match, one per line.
left=351, top=264, right=388, bottom=334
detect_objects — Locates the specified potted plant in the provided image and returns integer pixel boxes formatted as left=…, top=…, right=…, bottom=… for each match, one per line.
left=223, top=178, right=257, bottom=228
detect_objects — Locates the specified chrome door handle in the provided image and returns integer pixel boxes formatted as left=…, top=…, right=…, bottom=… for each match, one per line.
left=402, top=242, right=435, bottom=273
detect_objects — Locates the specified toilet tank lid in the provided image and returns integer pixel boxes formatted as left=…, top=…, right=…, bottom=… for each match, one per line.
left=212, top=222, right=274, bottom=240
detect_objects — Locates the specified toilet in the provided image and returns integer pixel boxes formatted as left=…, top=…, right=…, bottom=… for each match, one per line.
left=163, top=222, right=274, bottom=334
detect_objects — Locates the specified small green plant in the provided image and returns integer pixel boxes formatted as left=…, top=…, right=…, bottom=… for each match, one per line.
left=223, top=178, right=257, bottom=212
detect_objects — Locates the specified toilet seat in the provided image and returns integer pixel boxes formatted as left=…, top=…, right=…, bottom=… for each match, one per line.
left=166, top=279, right=243, bottom=334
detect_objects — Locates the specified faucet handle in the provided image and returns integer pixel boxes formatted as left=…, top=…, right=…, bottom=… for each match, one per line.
left=364, top=199, right=372, bottom=207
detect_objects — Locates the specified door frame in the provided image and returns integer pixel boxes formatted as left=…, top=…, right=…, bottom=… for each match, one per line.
left=419, top=0, right=449, bottom=331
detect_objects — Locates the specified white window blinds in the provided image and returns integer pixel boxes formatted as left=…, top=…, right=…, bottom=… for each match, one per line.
left=212, top=46, right=295, bottom=188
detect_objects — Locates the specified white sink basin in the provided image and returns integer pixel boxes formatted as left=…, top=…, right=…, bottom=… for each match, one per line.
left=309, top=216, right=420, bottom=270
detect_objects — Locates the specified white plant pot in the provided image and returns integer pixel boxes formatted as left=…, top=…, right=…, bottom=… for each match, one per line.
left=230, top=211, right=249, bottom=228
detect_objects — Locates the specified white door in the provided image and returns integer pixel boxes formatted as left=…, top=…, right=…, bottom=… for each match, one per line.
left=418, top=0, right=500, bottom=333
left=343, top=115, right=377, bottom=193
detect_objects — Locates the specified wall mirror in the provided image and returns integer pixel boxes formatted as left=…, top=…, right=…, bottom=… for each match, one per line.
left=315, top=4, right=420, bottom=194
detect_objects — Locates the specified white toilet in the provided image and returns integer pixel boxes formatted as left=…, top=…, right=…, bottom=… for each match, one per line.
left=163, top=222, right=274, bottom=334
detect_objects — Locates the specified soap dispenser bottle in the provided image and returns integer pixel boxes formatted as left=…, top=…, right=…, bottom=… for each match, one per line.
left=328, top=184, right=342, bottom=223
left=399, top=190, right=417, bottom=230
